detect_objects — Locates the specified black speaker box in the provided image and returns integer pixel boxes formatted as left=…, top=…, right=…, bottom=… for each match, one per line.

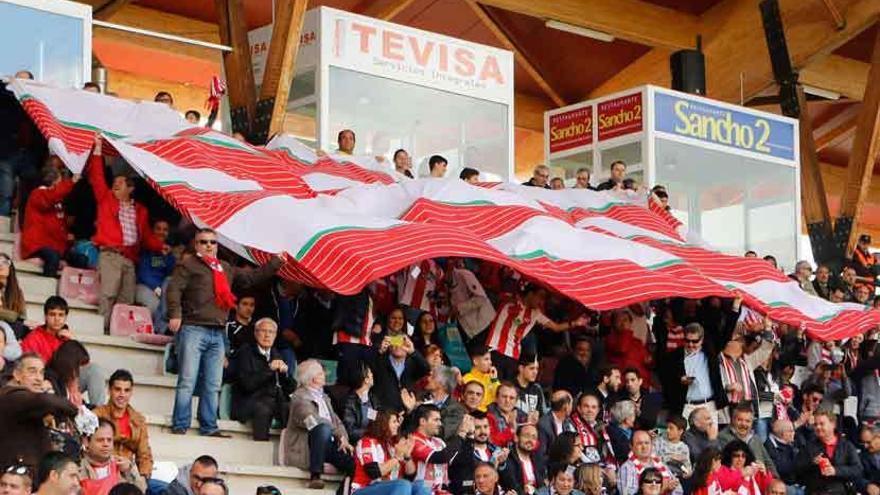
left=670, top=49, right=706, bottom=95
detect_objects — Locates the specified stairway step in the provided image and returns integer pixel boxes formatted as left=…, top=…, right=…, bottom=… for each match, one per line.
left=151, top=430, right=277, bottom=466
left=78, top=334, right=166, bottom=378
left=129, top=375, right=178, bottom=416
left=25, top=301, right=104, bottom=335
left=145, top=414, right=281, bottom=441
left=18, top=272, right=58, bottom=299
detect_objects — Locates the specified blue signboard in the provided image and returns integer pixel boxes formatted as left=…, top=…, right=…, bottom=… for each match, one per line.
left=654, top=92, right=795, bottom=161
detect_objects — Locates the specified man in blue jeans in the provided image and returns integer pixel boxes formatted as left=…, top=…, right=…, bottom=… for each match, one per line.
left=166, top=227, right=282, bottom=437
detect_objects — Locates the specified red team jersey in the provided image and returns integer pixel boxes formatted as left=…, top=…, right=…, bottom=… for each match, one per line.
left=411, top=432, right=451, bottom=495
left=485, top=301, right=550, bottom=359
left=353, top=437, right=397, bottom=491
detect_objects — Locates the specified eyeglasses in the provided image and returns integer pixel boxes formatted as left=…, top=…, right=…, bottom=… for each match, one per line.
left=197, top=240, right=218, bottom=246
left=642, top=478, right=662, bottom=485
left=685, top=338, right=702, bottom=344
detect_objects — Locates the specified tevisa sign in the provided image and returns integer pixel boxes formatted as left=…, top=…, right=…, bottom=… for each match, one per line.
left=597, top=92, right=643, bottom=141
left=654, top=92, right=795, bottom=161
left=548, top=105, right=593, bottom=153
left=324, top=8, right=513, bottom=104
left=249, top=10, right=319, bottom=92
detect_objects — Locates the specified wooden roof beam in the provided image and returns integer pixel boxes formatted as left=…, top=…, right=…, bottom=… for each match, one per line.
left=591, top=0, right=880, bottom=103
left=214, top=0, right=257, bottom=137
left=515, top=93, right=551, bottom=131
left=800, top=55, right=870, bottom=100
left=474, top=0, right=699, bottom=50
left=258, top=0, right=308, bottom=142
left=466, top=1, right=566, bottom=107
left=835, top=27, right=880, bottom=256
left=93, top=0, right=132, bottom=21
left=813, top=104, right=860, bottom=151
left=357, top=0, right=419, bottom=20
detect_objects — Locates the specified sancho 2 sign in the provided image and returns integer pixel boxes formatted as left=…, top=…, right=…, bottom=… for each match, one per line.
left=654, top=92, right=795, bottom=161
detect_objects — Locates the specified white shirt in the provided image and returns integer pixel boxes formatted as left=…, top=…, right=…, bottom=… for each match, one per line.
left=683, top=350, right=713, bottom=401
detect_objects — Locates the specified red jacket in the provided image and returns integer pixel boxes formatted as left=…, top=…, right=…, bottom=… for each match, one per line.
left=86, top=155, right=163, bottom=260
left=21, top=179, right=75, bottom=258
left=21, top=325, right=66, bottom=364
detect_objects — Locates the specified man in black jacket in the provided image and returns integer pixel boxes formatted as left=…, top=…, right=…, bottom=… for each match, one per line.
left=536, top=390, right=574, bottom=460
left=669, top=323, right=726, bottom=421
left=231, top=318, right=294, bottom=441
left=370, top=334, right=430, bottom=411
left=0, top=353, right=77, bottom=470
left=499, top=424, right=544, bottom=495
left=795, top=410, right=862, bottom=495
left=553, top=338, right=597, bottom=398
left=764, top=419, right=800, bottom=488
left=859, top=424, right=880, bottom=495
left=449, top=411, right=510, bottom=495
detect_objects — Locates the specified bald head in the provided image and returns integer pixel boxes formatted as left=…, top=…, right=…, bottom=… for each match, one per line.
left=767, top=479, right=786, bottom=495
left=631, top=430, right=653, bottom=459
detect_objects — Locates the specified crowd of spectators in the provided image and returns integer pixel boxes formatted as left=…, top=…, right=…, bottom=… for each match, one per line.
left=1, top=74, right=880, bottom=495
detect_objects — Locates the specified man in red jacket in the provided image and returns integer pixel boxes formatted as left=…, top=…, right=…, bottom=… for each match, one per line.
left=88, top=136, right=167, bottom=330
left=20, top=164, right=76, bottom=276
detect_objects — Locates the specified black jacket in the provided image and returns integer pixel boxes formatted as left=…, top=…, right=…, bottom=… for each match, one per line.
left=499, top=450, right=545, bottom=495
left=606, top=423, right=632, bottom=464
left=0, top=385, right=78, bottom=470
left=666, top=347, right=727, bottom=413
left=449, top=441, right=503, bottom=495
left=369, top=351, right=430, bottom=411
left=765, top=436, right=799, bottom=485
left=341, top=391, right=378, bottom=444
left=536, top=413, right=574, bottom=460
left=860, top=449, right=880, bottom=493
left=230, top=343, right=295, bottom=420
left=795, top=436, right=863, bottom=495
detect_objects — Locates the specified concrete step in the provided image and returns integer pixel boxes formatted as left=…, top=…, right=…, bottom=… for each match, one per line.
left=25, top=299, right=104, bottom=335
left=151, top=429, right=278, bottom=466
left=162, top=459, right=340, bottom=495
left=18, top=271, right=58, bottom=299
left=78, top=334, right=166, bottom=378
left=145, top=414, right=281, bottom=442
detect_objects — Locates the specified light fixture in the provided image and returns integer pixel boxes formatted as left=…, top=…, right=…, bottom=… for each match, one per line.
left=802, top=84, right=841, bottom=101
left=545, top=20, right=615, bottom=43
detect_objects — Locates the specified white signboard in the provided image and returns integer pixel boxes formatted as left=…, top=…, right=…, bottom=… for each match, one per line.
left=248, top=9, right=320, bottom=93
left=321, top=7, right=513, bottom=104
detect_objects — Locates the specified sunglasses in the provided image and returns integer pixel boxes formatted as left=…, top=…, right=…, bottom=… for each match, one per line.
left=197, top=240, right=218, bottom=245
left=643, top=478, right=662, bottom=485
left=5, top=465, right=30, bottom=476
left=685, top=338, right=702, bottom=344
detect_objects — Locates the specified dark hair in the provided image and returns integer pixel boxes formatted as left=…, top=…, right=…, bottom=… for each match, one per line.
left=83, top=82, right=101, bottom=92
left=691, top=447, right=721, bottom=491
left=732, top=401, right=754, bottom=417
left=337, top=129, right=355, bottom=142
left=196, top=227, right=217, bottom=236
left=468, top=410, right=488, bottom=420
left=16, top=70, right=35, bottom=80
left=667, top=415, right=687, bottom=431
left=623, top=367, right=641, bottom=379
left=364, top=410, right=399, bottom=444
left=108, top=483, right=144, bottom=495
left=459, top=168, right=479, bottom=181
left=599, top=365, right=619, bottom=380
left=41, top=165, right=60, bottom=187
left=48, top=340, right=90, bottom=385
left=518, top=352, right=538, bottom=366
left=193, top=455, right=219, bottom=469
left=154, top=91, right=173, bottom=103
left=349, top=363, right=372, bottom=390
left=109, top=369, right=134, bottom=388
left=546, top=462, right=573, bottom=481
left=802, top=383, right=825, bottom=398
left=551, top=392, right=573, bottom=412
left=469, top=344, right=491, bottom=358
left=185, top=110, right=201, bottom=121
left=414, top=404, right=441, bottom=425
left=610, top=160, right=626, bottom=170
left=113, top=174, right=136, bottom=189
left=256, top=486, right=282, bottom=495
left=721, top=439, right=755, bottom=467
left=515, top=422, right=537, bottom=436
left=36, top=452, right=76, bottom=488
left=0, top=252, right=25, bottom=315
left=547, top=431, right=580, bottom=465
left=638, top=468, right=663, bottom=491
left=393, top=149, right=407, bottom=161
left=43, top=295, right=69, bottom=315
left=428, top=155, right=447, bottom=171
left=744, top=250, right=757, bottom=256
left=93, top=417, right=117, bottom=437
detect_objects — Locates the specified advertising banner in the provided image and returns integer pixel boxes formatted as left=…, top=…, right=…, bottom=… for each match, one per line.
left=248, top=10, right=319, bottom=92
left=598, top=92, right=643, bottom=141
left=323, top=8, right=514, bottom=104
left=548, top=105, right=593, bottom=154
left=654, top=91, right=795, bottom=161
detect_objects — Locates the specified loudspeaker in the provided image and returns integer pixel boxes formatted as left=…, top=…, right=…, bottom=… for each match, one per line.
left=670, top=49, right=706, bottom=95
left=760, top=0, right=800, bottom=116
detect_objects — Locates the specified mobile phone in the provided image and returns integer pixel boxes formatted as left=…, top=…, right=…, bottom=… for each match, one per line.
left=389, top=334, right=405, bottom=347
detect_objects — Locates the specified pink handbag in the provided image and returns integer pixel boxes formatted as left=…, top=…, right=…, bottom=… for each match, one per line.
left=109, top=304, right=153, bottom=337
left=58, top=267, right=99, bottom=305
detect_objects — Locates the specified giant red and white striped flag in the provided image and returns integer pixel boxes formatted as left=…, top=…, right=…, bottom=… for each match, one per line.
left=9, top=79, right=879, bottom=341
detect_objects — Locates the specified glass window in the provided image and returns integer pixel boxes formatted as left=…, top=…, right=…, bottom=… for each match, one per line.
left=327, top=67, right=509, bottom=181
left=654, top=137, right=797, bottom=270
left=0, top=2, right=84, bottom=88
left=598, top=140, right=643, bottom=186
left=550, top=150, right=593, bottom=186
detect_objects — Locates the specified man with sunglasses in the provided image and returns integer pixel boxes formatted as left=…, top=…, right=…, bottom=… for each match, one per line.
left=1, top=464, right=32, bottom=495
left=166, top=228, right=282, bottom=437
left=668, top=323, right=725, bottom=422
left=88, top=136, right=169, bottom=331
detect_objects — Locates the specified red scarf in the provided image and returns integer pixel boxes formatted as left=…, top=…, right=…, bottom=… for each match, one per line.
left=571, top=414, right=599, bottom=447
left=199, top=254, right=236, bottom=311
left=627, top=452, right=671, bottom=479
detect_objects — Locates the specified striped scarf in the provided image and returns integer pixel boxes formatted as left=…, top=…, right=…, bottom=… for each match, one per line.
left=666, top=325, right=685, bottom=351
left=627, top=452, right=671, bottom=479
left=720, top=353, right=754, bottom=402
left=571, top=414, right=599, bottom=447
left=820, top=346, right=833, bottom=365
